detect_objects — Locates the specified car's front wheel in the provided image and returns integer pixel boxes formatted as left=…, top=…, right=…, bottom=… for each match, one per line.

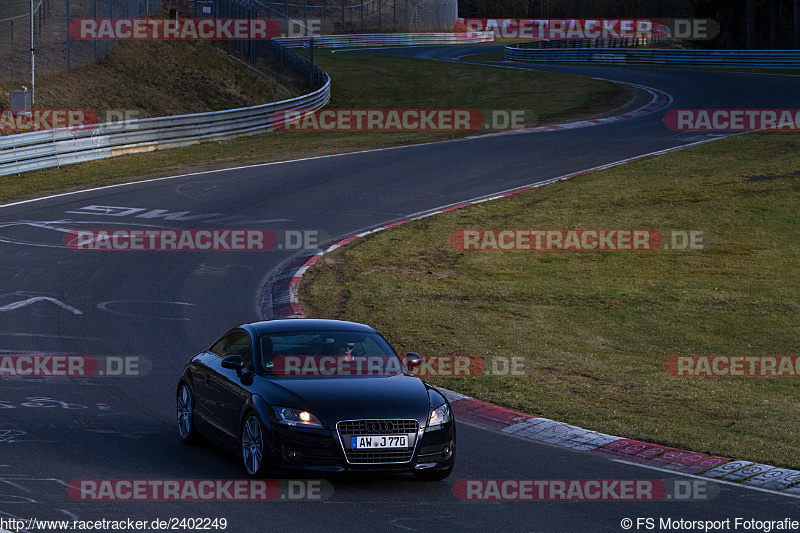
left=177, top=382, right=198, bottom=444
left=241, top=411, right=270, bottom=478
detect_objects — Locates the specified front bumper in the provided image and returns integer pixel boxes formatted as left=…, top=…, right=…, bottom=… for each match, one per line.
left=266, top=418, right=456, bottom=473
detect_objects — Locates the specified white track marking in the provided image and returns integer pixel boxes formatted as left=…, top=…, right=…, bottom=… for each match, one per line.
left=0, top=297, right=82, bottom=315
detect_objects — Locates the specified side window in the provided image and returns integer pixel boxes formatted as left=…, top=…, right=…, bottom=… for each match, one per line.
left=209, top=336, right=228, bottom=357
left=210, top=331, right=253, bottom=371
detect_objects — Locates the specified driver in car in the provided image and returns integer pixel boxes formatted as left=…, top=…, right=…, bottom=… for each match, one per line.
left=334, top=340, right=356, bottom=362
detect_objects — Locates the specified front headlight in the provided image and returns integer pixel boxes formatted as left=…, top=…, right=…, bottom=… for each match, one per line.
left=273, top=406, right=323, bottom=428
left=428, top=403, right=451, bottom=428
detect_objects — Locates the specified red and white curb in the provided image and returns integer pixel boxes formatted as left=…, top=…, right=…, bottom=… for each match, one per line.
left=259, top=137, right=800, bottom=497
left=440, top=388, right=800, bottom=495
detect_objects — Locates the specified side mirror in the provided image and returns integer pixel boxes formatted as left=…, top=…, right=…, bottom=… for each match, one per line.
left=221, top=355, right=245, bottom=375
left=404, top=352, right=422, bottom=373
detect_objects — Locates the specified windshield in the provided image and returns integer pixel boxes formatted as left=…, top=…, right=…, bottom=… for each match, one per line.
left=258, top=331, right=402, bottom=377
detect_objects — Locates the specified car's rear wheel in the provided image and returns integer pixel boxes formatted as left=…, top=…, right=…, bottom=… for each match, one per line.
left=241, top=412, right=270, bottom=478
left=413, top=463, right=454, bottom=481
left=177, top=382, right=198, bottom=444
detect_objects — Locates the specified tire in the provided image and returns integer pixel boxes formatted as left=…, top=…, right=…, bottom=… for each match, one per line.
left=241, top=411, right=271, bottom=478
left=177, top=382, right=199, bottom=444
left=413, top=463, right=454, bottom=481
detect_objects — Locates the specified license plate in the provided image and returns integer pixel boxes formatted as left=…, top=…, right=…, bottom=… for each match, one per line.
left=351, top=435, right=408, bottom=449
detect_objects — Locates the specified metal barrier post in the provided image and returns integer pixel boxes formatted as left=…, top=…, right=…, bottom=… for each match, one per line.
left=309, top=36, right=314, bottom=91
left=92, top=0, right=97, bottom=58
left=65, top=0, right=70, bottom=69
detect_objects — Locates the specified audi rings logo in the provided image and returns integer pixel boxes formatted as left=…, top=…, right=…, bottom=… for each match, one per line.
left=366, top=421, right=394, bottom=433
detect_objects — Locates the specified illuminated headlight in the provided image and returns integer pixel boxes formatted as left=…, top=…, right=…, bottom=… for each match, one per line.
left=273, top=407, right=323, bottom=428
left=428, top=403, right=451, bottom=427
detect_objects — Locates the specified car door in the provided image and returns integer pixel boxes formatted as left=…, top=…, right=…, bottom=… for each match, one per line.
left=203, top=330, right=255, bottom=443
left=188, top=350, right=222, bottom=430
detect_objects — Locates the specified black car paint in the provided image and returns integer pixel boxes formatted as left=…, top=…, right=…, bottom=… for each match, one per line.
left=178, top=319, right=456, bottom=475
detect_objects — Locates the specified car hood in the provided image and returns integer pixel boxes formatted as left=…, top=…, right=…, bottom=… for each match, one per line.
left=255, top=373, right=431, bottom=427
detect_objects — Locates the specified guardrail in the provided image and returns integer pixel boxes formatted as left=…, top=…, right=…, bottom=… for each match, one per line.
left=274, top=31, right=494, bottom=48
left=491, top=22, right=670, bottom=48
left=521, top=38, right=666, bottom=49
left=504, top=47, right=800, bottom=69
left=0, top=48, right=330, bottom=178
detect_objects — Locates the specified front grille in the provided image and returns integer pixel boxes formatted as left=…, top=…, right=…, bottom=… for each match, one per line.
left=338, top=419, right=418, bottom=435
left=346, top=450, right=414, bottom=463
left=337, top=419, right=419, bottom=464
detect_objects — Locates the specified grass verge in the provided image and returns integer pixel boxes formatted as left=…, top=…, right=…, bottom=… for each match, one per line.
left=0, top=49, right=627, bottom=203
left=299, top=131, right=800, bottom=469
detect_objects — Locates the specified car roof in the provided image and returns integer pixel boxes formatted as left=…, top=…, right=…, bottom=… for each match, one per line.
left=243, top=318, right=378, bottom=335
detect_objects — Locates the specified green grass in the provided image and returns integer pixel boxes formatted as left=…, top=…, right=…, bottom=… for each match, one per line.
left=299, top=131, right=800, bottom=469
left=312, top=50, right=626, bottom=123
left=0, top=49, right=627, bottom=203
left=0, top=40, right=303, bottom=117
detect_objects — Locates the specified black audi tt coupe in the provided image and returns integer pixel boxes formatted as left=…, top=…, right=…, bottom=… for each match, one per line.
left=176, top=318, right=456, bottom=480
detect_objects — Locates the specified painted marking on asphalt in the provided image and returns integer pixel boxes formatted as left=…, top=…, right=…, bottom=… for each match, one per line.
left=58, top=509, right=80, bottom=521
left=97, top=300, right=195, bottom=320
left=64, top=204, right=291, bottom=224
left=0, top=220, right=164, bottom=248
left=0, top=494, right=36, bottom=504
left=193, top=263, right=253, bottom=276
left=0, top=430, right=36, bottom=444
left=0, top=297, right=82, bottom=315
left=0, top=332, right=99, bottom=340
left=0, top=478, right=82, bottom=529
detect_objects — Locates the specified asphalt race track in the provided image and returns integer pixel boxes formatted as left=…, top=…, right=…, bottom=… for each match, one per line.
left=1, top=45, right=799, bottom=532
